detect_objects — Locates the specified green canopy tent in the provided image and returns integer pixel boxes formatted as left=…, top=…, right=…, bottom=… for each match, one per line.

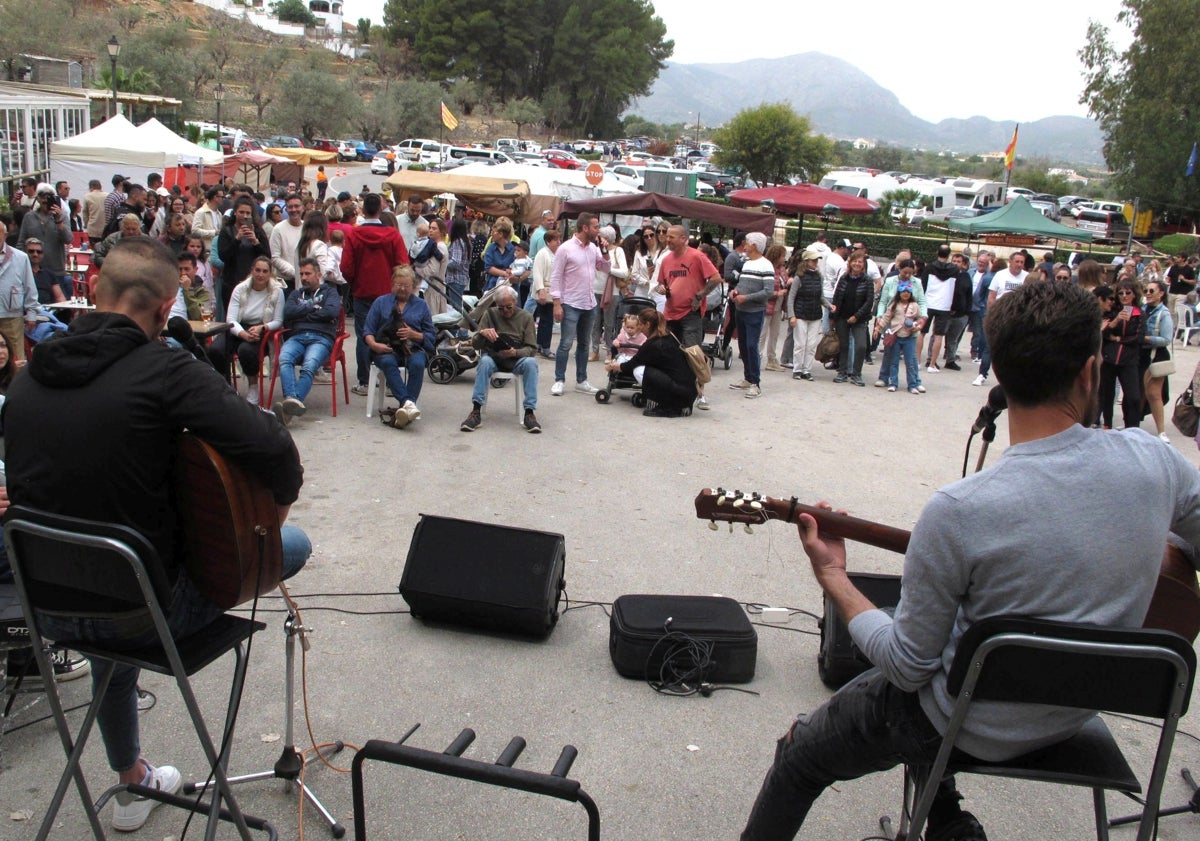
left=947, top=196, right=1094, bottom=244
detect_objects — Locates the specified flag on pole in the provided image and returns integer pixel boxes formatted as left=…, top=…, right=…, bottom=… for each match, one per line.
left=441, top=101, right=458, bottom=131
left=1187, top=142, right=1197, bottom=176
left=1003, top=124, right=1019, bottom=171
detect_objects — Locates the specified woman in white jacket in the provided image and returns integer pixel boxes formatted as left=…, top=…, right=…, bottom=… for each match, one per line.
left=590, top=226, right=628, bottom=360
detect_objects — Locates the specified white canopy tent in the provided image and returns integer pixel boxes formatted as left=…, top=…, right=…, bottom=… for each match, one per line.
left=50, top=115, right=223, bottom=198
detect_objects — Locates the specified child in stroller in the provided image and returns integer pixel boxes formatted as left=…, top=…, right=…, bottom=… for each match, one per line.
left=595, top=296, right=654, bottom=405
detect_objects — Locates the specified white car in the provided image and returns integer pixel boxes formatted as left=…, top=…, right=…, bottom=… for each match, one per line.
left=511, top=151, right=549, bottom=167
left=370, top=152, right=391, bottom=175
left=605, top=164, right=643, bottom=189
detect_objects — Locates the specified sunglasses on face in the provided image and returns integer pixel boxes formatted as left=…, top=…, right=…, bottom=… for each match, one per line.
left=26, top=248, right=43, bottom=254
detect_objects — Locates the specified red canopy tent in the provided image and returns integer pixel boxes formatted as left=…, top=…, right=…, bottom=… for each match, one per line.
left=558, top=191, right=776, bottom=236
left=727, top=184, right=878, bottom=216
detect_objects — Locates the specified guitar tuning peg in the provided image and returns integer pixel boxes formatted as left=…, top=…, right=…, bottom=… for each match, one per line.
left=717, top=494, right=728, bottom=506
left=728, top=522, right=734, bottom=533
left=732, top=498, right=745, bottom=508
left=744, top=524, right=754, bottom=535
left=749, top=500, right=763, bottom=510
left=708, top=521, right=718, bottom=531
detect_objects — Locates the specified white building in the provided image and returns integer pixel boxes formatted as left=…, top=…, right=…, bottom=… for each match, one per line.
left=193, top=0, right=360, bottom=57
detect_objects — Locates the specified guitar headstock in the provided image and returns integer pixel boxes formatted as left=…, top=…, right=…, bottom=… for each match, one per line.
left=694, top=487, right=776, bottom=533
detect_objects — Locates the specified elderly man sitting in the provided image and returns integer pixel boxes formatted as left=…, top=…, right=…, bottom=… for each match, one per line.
left=460, top=285, right=541, bottom=433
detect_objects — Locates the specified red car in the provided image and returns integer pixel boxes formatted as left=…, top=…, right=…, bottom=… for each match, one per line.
left=309, top=138, right=339, bottom=154
left=543, top=150, right=583, bottom=170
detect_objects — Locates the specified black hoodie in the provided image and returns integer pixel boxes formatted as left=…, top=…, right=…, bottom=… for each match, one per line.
left=3, top=312, right=302, bottom=601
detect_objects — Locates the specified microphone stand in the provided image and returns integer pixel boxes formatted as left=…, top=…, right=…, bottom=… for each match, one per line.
left=974, top=411, right=998, bottom=475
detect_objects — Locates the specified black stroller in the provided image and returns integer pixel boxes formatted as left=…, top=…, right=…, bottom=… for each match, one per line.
left=595, top=295, right=655, bottom=406
left=424, top=278, right=483, bottom=385
left=700, top=284, right=733, bottom=370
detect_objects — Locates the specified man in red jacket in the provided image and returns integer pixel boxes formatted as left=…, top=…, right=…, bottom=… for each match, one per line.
left=341, top=192, right=409, bottom=394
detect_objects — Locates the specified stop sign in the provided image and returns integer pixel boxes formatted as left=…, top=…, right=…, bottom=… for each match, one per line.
left=585, top=162, right=604, bottom=186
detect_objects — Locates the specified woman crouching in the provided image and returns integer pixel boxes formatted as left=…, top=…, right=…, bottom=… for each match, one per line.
left=606, top=308, right=698, bottom=417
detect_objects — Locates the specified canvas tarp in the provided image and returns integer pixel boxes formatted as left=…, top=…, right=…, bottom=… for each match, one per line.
left=264, top=147, right=338, bottom=165
left=449, top=162, right=639, bottom=222
left=558, top=191, right=776, bottom=236
left=727, top=184, right=878, bottom=216
left=383, top=169, right=533, bottom=220
left=947, top=196, right=1093, bottom=243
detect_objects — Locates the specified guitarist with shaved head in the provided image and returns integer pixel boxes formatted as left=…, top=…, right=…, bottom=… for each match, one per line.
left=1, top=236, right=311, bottom=833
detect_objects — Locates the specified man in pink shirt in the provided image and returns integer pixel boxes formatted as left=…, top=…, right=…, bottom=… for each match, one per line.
left=549, top=212, right=610, bottom=396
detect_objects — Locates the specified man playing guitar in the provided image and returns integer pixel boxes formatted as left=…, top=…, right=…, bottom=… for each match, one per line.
left=741, top=280, right=1200, bottom=841
left=2, top=236, right=311, bottom=833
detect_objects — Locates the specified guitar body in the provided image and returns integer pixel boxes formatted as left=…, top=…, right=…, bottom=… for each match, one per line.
left=174, top=434, right=283, bottom=609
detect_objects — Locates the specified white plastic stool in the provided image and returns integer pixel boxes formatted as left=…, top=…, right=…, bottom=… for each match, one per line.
left=365, top=365, right=405, bottom=419
left=487, top=372, right=524, bottom=421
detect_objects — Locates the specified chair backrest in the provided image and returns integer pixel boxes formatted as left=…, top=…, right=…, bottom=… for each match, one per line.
left=948, top=616, right=1195, bottom=720
left=71, top=231, right=88, bottom=249
left=3, top=505, right=173, bottom=617
left=1175, top=302, right=1194, bottom=330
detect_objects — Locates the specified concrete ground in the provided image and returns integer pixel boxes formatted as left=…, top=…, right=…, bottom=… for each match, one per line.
left=4, top=311, right=1200, bottom=839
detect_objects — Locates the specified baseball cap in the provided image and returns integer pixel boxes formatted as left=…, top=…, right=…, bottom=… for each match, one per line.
left=801, top=248, right=822, bottom=261
left=155, top=187, right=170, bottom=197
left=336, top=191, right=353, bottom=202
left=837, top=238, right=853, bottom=249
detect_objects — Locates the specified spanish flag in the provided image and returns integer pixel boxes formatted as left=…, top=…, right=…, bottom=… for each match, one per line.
left=441, top=101, right=458, bottom=131
left=1003, top=124, right=1019, bottom=171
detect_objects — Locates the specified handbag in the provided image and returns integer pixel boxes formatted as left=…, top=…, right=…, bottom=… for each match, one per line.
left=1171, top=386, right=1198, bottom=437
left=815, top=328, right=840, bottom=363
left=1148, top=314, right=1176, bottom=377
left=882, top=330, right=897, bottom=349
left=675, top=337, right=712, bottom=386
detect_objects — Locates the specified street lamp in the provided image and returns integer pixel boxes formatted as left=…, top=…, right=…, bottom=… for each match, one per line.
left=106, top=36, right=121, bottom=120
left=214, top=83, right=225, bottom=148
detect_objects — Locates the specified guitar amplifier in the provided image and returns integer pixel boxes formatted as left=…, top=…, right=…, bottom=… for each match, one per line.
left=816, top=572, right=902, bottom=688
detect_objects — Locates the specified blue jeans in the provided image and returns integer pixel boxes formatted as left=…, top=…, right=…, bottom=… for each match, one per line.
left=554, top=303, right=596, bottom=383
left=352, top=297, right=374, bottom=387
left=472, top=355, right=538, bottom=410
left=741, top=669, right=944, bottom=840
left=373, top=349, right=426, bottom=404
left=736, top=310, right=765, bottom=385
left=37, top=526, right=311, bottom=773
left=969, top=308, right=986, bottom=358
left=279, top=332, right=333, bottom=402
left=884, top=335, right=922, bottom=390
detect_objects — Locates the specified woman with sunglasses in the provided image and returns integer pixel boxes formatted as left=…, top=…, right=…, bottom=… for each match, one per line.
left=1098, top=280, right=1144, bottom=429
left=628, top=225, right=660, bottom=300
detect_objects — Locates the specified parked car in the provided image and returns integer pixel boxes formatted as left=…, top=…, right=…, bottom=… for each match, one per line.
left=1029, top=200, right=1061, bottom=222
left=511, top=151, right=549, bottom=167
left=310, top=138, right=339, bottom=154
left=606, top=164, right=644, bottom=188
left=338, top=140, right=362, bottom=161
left=571, top=139, right=595, bottom=154
left=695, top=170, right=738, bottom=197
left=947, top=207, right=985, bottom=219
left=370, top=152, right=391, bottom=175
left=544, top=149, right=583, bottom=170
left=267, top=135, right=305, bottom=148
left=1058, top=194, right=1090, bottom=210
left=395, top=138, right=444, bottom=165
left=1075, top=208, right=1130, bottom=242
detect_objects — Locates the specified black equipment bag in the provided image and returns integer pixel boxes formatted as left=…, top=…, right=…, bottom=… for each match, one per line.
left=609, top=594, right=757, bottom=683
left=399, top=515, right=565, bottom=637
left=816, top=572, right=902, bottom=688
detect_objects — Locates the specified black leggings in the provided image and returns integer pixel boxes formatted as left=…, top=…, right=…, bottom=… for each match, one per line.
left=207, top=329, right=265, bottom=379
left=641, top=366, right=697, bottom=412
left=1099, top=360, right=1141, bottom=429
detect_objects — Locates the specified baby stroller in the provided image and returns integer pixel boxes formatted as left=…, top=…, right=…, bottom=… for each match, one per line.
left=425, top=278, right=482, bottom=384
left=700, top=284, right=733, bottom=370
left=596, top=295, right=655, bottom=406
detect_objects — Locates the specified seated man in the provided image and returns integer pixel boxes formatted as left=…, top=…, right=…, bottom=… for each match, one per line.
left=274, top=256, right=343, bottom=425
left=2, top=236, right=311, bottom=834
left=740, top=280, right=1200, bottom=841
left=362, top=265, right=434, bottom=430
left=459, top=285, right=541, bottom=433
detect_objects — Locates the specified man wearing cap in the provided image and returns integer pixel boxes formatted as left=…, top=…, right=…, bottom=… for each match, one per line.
left=821, top=238, right=852, bottom=332
left=18, top=184, right=71, bottom=287
left=529, top=210, right=556, bottom=260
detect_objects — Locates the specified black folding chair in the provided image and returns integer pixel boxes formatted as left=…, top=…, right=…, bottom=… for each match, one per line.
left=3, top=506, right=272, bottom=840
left=892, top=616, right=1195, bottom=841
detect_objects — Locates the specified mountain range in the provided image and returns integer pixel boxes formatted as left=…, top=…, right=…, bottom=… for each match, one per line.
left=627, top=53, right=1106, bottom=166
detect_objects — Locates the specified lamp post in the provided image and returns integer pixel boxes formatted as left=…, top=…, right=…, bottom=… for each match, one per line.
left=106, top=36, right=120, bottom=119
left=214, top=83, right=225, bottom=148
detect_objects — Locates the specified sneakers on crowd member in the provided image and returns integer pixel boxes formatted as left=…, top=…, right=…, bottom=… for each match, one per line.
left=587, top=351, right=599, bottom=362
left=574, top=381, right=599, bottom=395
left=728, top=379, right=751, bottom=390
left=910, top=388, right=921, bottom=395
left=551, top=381, right=564, bottom=396
left=538, top=349, right=553, bottom=359
left=460, top=407, right=482, bottom=432
left=111, top=764, right=182, bottom=832
left=47, top=647, right=90, bottom=682
left=401, top=400, right=421, bottom=422
left=696, top=396, right=710, bottom=409
left=313, top=368, right=333, bottom=384
left=1160, top=432, right=1171, bottom=443
left=887, top=386, right=897, bottom=392
left=926, top=364, right=940, bottom=374
left=391, top=406, right=412, bottom=429
left=793, top=372, right=805, bottom=380
left=916, top=385, right=926, bottom=393
left=874, top=379, right=885, bottom=387
left=832, top=373, right=848, bottom=383
left=523, top=410, right=542, bottom=433
left=926, top=810, right=988, bottom=841
left=943, top=360, right=962, bottom=371
left=351, top=383, right=369, bottom=396
left=272, top=402, right=291, bottom=427
left=850, top=376, right=866, bottom=387
left=246, top=388, right=260, bottom=406
left=744, top=384, right=761, bottom=398
left=800, top=371, right=814, bottom=381
left=282, top=397, right=306, bottom=417
left=972, top=374, right=987, bottom=387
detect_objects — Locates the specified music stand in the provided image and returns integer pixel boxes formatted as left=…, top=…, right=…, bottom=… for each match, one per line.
left=184, top=584, right=346, bottom=837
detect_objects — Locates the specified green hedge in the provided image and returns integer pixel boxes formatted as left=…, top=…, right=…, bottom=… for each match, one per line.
left=1153, top=233, right=1200, bottom=255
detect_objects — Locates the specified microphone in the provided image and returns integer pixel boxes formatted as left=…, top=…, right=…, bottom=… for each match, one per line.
left=971, top=384, right=1007, bottom=435
left=166, top=316, right=212, bottom=367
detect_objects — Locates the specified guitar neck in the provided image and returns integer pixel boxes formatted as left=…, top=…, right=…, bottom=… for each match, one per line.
left=694, top=488, right=912, bottom=555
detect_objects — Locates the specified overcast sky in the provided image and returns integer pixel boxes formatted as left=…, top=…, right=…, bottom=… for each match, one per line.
left=343, top=0, right=1131, bottom=123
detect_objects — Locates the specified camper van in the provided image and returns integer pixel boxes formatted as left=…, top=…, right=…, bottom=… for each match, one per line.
left=951, top=178, right=1005, bottom=210
left=820, top=171, right=903, bottom=204
left=885, top=178, right=956, bottom=223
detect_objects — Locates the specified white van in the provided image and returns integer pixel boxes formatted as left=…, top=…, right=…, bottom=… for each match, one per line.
left=951, top=178, right=1005, bottom=209
left=395, top=138, right=443, bottom=165
left=443, top=146, right=515, bottom=166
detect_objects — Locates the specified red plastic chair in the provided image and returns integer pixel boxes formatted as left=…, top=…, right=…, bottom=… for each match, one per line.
left=228, top=327, right=281, bottom=405
left=71, top=231, right=88, bottom=249
left=266, top=311, right=349, bottom=417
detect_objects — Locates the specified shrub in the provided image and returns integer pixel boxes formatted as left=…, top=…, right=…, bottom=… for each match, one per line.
left=1153, top=233, right=1200, bottom=255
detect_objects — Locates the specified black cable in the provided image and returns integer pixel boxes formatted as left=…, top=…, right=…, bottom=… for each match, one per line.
left=961, top=429, right=976, bottom=479
left=229, top=606, right=412, bottom=616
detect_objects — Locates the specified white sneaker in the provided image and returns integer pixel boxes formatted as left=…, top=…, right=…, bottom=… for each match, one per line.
left=112, top=764, right=182, bottom=832
left=402, top=400, right=421, bottom=422
left=874, top=379, right=885, bottom=388
left=887, top=386, right=896, bottom=392
left=282, top=397, right=306, bottom=417
left=926, top=365, right=940, bottom=374
left=574, top=381, right=599, bottom=395
left=744, top=384, right=761, bottom=399
left=728, top=379, right=751, bottom=390
left=551, top=381, right=564, bottom=396
left=246, top=388, right=260, bottom=406
left=696, top=396, right=710, bottom=410
left=972, top=374, right=987, bottom=386
left=916, top=385, right=926, bottom=393
left=1160, top=432, right=1171, bottom=444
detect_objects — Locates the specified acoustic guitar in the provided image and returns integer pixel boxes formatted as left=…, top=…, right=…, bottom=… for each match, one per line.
left=694, top=487, right=1200, bottom=643
left=173, top=434, right=283, bottom=609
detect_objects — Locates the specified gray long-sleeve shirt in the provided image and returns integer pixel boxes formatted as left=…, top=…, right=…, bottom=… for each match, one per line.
left=850, top=423, right=1200, bottom=761
left=735, top=256, right=775, bottom=313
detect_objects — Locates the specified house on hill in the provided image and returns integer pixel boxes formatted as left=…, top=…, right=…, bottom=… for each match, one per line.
left=192, top=0, right=364, bottom=57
